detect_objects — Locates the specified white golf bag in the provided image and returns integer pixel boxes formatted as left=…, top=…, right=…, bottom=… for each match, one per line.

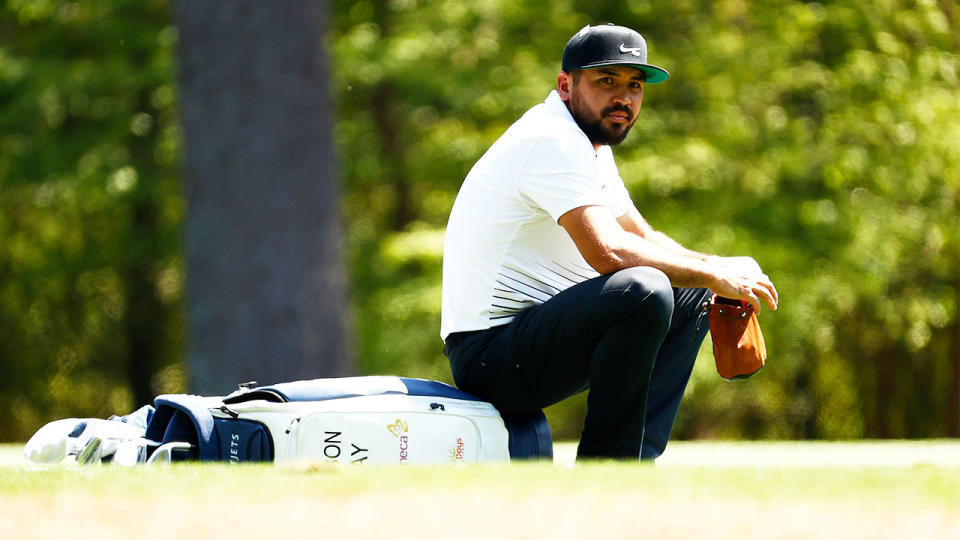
left=27, top=376, right=553, bottom=465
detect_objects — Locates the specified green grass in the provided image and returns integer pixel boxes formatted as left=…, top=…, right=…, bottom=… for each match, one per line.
left=3, top=441, right=960, bottom=539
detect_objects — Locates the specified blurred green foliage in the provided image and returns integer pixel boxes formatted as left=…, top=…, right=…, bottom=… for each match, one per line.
left=1, top=0, right=957, bottom=442
left=0, top=0, right=184, bottom=439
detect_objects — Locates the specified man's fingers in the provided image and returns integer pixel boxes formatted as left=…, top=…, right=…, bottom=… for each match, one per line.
left=717, top=273, right=779, bottom=313
left=748, top=272, right=779, bottom=307
left=768, top=281, right=779, bottom=305
left=753, top=283, right=777, bottom=312
left=758, top=278, right=779, bottom=306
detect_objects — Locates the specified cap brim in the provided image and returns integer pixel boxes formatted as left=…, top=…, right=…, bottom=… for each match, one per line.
left=580, top=61, right=670, bottom=84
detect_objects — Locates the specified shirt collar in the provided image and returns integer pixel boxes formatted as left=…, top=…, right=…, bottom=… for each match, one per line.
left=544, top=90, right=575, bottom=125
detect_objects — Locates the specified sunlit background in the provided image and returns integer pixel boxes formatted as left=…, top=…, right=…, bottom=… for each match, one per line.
left=1, top=0, right=957, bottom=442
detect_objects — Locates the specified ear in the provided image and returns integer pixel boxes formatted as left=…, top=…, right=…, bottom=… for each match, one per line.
left=557, top=71, right=573, bottom=101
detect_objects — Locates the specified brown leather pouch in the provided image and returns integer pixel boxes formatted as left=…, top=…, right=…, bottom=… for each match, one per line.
left=708, top=295, right=767, bottom=380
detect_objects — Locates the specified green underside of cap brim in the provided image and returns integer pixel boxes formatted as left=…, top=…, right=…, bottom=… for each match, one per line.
left=581, top=62, right=670, bottom=84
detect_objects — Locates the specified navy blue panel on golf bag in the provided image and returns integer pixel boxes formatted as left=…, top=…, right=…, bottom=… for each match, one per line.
left=502, top=410, right=553, bottom=461
left=145, top=394, right=272, bottom=462
left=214, top=418, right=273, bottom=462
left=145, top=395, right=218, bottom=461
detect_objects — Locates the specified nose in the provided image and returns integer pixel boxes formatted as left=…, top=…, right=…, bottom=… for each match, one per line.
left=611, top=91, right=635, bottom=108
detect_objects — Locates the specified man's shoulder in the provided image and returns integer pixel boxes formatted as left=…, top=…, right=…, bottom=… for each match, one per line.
left=467, top=92, right=596, bottom=184
left=499, top=106, right=592, bottom=161
left=512, top=97, right=584, bottom=140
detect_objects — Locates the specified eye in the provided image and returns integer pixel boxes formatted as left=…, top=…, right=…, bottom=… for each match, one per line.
left=630, top=82, right=643, bottom=90
left=598, top=77, right=614, bottom=85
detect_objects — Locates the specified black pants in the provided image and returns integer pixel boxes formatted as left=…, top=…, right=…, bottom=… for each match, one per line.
left=445, top=267, right=712, bottom=460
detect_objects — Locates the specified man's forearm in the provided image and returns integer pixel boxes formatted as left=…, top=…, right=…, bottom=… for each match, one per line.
left=605, top=232, right=716, bottom=288
left=607, top=232, right=779, bottom=311
left=644, top=230, right=713, bottom=262
left=561, top=205, right=779, bottom=311
left=615, top=208, right=713, bottom=262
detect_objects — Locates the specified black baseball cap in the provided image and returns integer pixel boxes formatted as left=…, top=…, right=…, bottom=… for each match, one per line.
left=561, top=24, right=669, bottom=84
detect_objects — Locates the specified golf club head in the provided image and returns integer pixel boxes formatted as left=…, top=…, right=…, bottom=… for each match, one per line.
left=145, top=442, right=194, bottom=464
left=76, top=437, right=103, bottom=466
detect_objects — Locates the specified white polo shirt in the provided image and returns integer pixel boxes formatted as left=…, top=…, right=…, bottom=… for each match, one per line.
left=440, top=90, right=634, bottom=340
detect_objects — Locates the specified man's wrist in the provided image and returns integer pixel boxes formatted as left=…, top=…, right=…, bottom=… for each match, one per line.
left=684, top=257, right=721, bottom=290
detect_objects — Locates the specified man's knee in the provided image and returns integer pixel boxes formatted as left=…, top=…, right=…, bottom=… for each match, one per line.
left=604, top=266, right=674, bottom=329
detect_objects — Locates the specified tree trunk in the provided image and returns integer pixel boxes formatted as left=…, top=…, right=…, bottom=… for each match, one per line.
left=173, top=0, right=351, bottom=395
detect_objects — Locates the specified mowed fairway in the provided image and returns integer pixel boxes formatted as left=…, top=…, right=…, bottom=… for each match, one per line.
left=2, top=441, right=959, bottom=539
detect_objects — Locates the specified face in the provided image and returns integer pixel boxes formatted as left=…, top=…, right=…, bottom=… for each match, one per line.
left=558, top=66, right=644, bottom=147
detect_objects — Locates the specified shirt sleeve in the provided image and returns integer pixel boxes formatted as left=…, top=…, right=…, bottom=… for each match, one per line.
left=517, top=134, right=607, bottom=223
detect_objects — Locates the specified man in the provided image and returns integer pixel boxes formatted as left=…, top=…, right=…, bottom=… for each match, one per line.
left=440, top=24, right=778, bottom=460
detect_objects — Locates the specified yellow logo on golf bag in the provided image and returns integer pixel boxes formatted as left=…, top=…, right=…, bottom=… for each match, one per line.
left=448, top=437, right=465, bottom=462
left=387, top=419, right=408, bottom=438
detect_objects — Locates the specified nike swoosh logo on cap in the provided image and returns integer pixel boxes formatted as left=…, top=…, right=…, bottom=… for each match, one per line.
left=619, top=44, right=643, bottom=56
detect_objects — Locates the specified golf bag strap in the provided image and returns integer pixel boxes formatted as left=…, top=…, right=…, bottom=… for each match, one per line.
left=146, top=394, right=219, bottom=461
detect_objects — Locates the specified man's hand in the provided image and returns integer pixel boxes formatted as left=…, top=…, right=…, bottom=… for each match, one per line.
left=708, top=256, right=779, bottom=312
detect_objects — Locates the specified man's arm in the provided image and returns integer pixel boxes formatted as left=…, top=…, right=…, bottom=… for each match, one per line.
left=558, top=205, right=778, bottom=311
left=616, top=206, right=713, bottom=262
left=617, top=206, right=770, bottom=278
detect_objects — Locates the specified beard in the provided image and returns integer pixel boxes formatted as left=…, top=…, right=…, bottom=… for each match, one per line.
left=568, top=97, right=636, bottom=147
